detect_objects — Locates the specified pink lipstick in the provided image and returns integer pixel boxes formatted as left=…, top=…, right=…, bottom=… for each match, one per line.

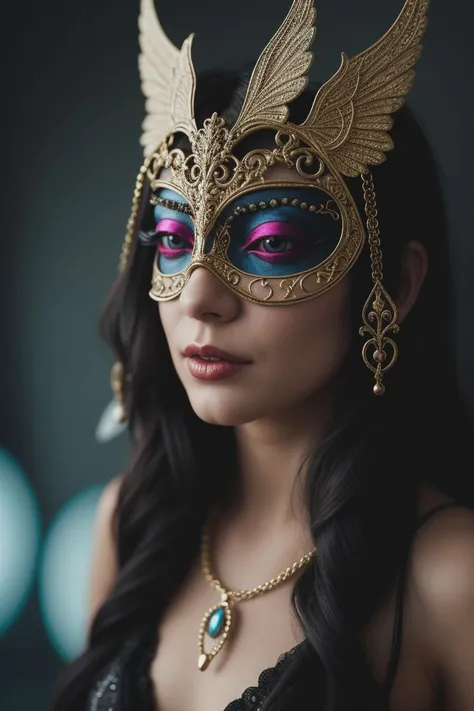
left=183, top=345, right=251, bottom=381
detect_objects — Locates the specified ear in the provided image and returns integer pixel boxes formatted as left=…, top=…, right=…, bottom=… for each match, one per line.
left=396, top=240, right=429, bottom=324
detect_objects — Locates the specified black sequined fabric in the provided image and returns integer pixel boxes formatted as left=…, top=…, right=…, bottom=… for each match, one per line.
left=88, top=635, right=155, bottom=711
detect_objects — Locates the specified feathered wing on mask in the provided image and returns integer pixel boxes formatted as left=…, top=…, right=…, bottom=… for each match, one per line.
left=299, top=0, right=429, bottom=176
left=138, top=0, right=197, bottom=157
left=230, top=0, right=317, bottom=136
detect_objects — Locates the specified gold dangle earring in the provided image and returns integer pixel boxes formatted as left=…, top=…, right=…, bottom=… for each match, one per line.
left=110, top=361, right=127, bottom=424
left=359, top=172, right=400, bottom=396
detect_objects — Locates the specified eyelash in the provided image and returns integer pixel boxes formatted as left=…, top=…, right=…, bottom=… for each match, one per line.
left=145, top=216, right=195, bottom=259
left=155, top=234, right=304, bottom=260
left=138, top=230, right=194, bottom=260
left=157, top=234, right=194, bottom=258
left=243, top=232, right=320, bottom=263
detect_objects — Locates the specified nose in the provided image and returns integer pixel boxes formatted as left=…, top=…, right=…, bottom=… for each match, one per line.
left=179, top=265, right=241, bottom=322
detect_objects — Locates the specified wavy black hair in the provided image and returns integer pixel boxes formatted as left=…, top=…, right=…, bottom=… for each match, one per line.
left=54, top=68, right=473, bottom=711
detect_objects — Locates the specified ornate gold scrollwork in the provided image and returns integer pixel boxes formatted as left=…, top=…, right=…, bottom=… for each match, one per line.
left=150, top=273, right=186, bottom=301
left=280, top=276, right=302, bottom=300
left=249, top=278, right=274, bottom=301
left=359, top=281, right=399, bottom=396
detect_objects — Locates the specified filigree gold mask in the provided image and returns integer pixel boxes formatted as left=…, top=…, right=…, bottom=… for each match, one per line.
left=118, top=0, right=429, bottom=395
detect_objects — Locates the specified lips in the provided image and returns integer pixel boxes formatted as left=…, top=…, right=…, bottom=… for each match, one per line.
left=183, top=344, right=251, bottom=364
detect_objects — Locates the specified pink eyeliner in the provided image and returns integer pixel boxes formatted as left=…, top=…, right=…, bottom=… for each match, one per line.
left=242, top=221, right=309, bottom=263
left=155, top=218, right=194, bottom=256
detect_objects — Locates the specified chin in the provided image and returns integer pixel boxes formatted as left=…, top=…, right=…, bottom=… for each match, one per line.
left=186, top=390, right=264, bottom=427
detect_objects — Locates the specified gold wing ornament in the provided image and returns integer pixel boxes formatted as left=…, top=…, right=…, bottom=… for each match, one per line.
left=300, top=0, right=429, bottom=176
left=138, top=0, right=197, bottom=157
left=232, top=0, right=317, bottom=137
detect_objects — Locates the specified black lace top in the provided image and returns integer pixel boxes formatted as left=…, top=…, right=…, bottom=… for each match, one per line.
left=88, top=633, right=305, bottom=711
left=87, top=502, right=460, bottom=711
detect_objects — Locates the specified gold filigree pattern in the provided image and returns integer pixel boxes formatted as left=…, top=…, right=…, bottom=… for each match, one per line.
left=359, top=281, right=400, bottom=396
left=248, top=279, right=274, bottom=301
left=147, top=123, right=367, bottom=305
left=151, top=272, right=186, bottom=299
left=203, top=257, right=242, bottom=288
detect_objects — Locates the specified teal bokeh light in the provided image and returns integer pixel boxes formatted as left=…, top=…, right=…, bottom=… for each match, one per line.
left=0, top=448, right=41, bottom=636
left=38, top=485, right=105, bottom=660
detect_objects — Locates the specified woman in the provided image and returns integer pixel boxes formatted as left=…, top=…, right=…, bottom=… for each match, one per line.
left=54, top=0, right=474, bottom=709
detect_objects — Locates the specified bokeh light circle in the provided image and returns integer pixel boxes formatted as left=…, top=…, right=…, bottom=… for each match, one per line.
left=39, top=485, right=105, bottom=660
left=0, top=448, right=41, bottom=635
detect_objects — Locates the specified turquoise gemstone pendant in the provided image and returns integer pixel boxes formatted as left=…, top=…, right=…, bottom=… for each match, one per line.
left=198, top=593, right=233, bottom=671
left=208, top=606, right=225, bottom=638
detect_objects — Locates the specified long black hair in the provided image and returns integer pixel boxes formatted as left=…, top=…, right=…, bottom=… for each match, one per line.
left=54, top=68, right=473, bottom=711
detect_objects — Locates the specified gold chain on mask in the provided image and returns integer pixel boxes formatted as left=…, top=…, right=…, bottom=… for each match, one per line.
left=119, top=157, right=152, bottom=273
left=361, top=173, right=383, bottom=283
left=112, top=157, right=153, bottom=421
left=198, top=518, right=317, bottom=671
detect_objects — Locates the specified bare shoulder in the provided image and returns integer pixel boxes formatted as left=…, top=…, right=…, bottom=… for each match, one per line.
left=409, top=489, right=474, bottom=709
left=411, top=493, right=474, bottom=609
left=88, top=475, right=124, bottom=628
left=96, top=475, right=124, bottom=532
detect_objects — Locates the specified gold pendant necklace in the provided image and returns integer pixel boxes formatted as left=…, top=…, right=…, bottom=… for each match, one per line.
left=198, top=517, right=317, bottom=671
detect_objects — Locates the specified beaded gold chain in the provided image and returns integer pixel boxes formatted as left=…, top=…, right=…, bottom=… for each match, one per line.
left=149, top=194, right=341, bottom=222
left=198, top=519, right=317, bottom=671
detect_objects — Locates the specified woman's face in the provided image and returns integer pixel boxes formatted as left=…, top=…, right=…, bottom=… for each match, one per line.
left=157, top=165, right=351, bottom=426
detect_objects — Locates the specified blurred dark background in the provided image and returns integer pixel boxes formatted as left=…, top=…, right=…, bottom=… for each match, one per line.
left=0, top=0, right=472, bottom=709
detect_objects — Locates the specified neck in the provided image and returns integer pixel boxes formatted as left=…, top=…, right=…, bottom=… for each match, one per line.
left=229, top=389, right=333, bottom=532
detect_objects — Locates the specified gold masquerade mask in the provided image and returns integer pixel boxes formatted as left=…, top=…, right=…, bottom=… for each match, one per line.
left=117, top=0, right=429, bottom=396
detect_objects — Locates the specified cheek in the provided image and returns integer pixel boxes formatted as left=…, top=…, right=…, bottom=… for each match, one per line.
left=158, top=302, right=180, bottom=357
left=253, top=284, right=350, bottom=387
left=158, top=302, right=169, bottom=333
